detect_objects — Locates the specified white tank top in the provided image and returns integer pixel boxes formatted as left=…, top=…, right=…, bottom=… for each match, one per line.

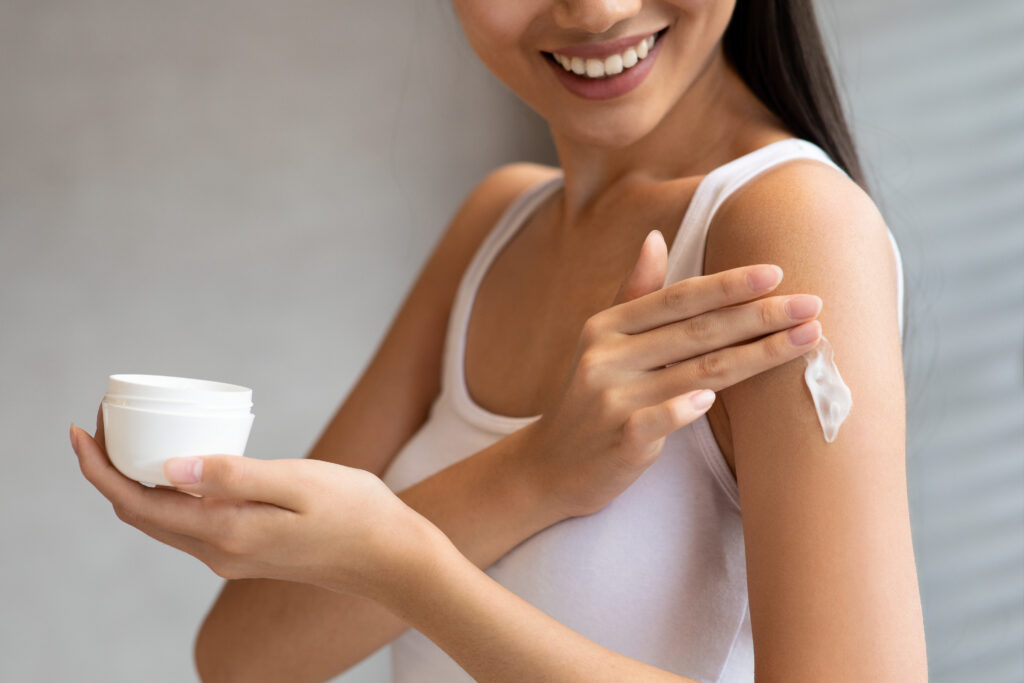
left=380, top=138, right=905, bottom=683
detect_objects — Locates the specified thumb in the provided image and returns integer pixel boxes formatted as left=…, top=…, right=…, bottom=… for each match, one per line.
left=164, top=455, right=305, bottom=511
left=611, top=229, right=668, bottom=307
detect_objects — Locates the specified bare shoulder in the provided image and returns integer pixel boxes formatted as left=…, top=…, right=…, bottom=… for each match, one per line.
left=447, top=162, right=562, bottom=254
left=707, top=158, right=893, bottom=277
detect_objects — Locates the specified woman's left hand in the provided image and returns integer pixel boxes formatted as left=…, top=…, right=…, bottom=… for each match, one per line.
left=70, top=403, right=437, bottom=600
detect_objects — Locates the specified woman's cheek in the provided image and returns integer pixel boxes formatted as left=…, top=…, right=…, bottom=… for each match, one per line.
left=663, top=0, right=736, bottom=54
left=451, top=2, right=545, bottom=99
left=665, top=0, right=733, bottom=18
left=451, top=0, right=540, bottom=48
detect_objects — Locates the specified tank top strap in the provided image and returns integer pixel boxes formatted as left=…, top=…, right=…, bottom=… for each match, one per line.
left=441, top=174, right=564, bottom=420
left=664, top=137, right=905, bottom=340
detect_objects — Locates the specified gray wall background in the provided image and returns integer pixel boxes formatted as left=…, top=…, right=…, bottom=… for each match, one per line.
left=1, top=1, right=1020, bottom=682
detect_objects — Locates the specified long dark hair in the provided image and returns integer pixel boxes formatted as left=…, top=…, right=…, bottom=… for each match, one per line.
left=723, top=0, right=866, bottom=190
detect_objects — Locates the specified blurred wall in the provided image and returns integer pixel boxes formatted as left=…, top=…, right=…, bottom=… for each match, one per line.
left=1, top=1, right=1021, bottom=682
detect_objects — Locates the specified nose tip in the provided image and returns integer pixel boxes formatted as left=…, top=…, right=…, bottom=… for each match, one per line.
left=552, top=0, right=643, bottom=35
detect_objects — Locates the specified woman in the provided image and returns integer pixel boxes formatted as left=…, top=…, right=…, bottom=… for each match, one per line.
left=70, top=0, right=927, bottom=680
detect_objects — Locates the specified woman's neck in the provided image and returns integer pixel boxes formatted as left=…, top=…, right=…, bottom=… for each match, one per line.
left=548, top=48, right=787, bottom=226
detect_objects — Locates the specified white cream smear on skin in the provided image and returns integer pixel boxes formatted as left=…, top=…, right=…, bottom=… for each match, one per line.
left=802, top=334, right=852, bottom=442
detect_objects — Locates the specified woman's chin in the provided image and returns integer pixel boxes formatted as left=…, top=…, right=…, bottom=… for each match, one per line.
left=552, top=117, right=659, bottom=150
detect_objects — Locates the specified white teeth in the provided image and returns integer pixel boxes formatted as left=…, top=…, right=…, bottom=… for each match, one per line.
left=636, top=38, right=649, bottom=59
left=551, top=31, right=660, bottom=79
left=604, top=53, right=623, bottom=75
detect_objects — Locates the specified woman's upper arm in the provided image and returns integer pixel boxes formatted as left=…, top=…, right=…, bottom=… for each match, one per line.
left=304, top=162, right=561, bottom=476
left=703, top=161, right=927, bottom=682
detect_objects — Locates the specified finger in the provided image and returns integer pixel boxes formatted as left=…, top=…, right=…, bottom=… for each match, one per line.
left=636, top=320, right=822, bottom=405
left=72, top=423, right=152, bottom=511
left=72, top=424, right=220, bottom=535
left=608, top=264, right=784, bottom=335
left=611, top=229, right=667, bottom=306
left=164, top=455, right=308, bottom=512
left=95, top=402, right=106, bottom=452
left=630, top=293, right=822, bottom=370
left=624, top=389, right=716, bottom=444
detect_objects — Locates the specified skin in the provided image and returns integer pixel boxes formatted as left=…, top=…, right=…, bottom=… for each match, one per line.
left=71, top=0, right=928, bottom=680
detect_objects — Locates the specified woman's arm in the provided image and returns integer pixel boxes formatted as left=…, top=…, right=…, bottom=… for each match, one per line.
left=702, top=160, right=928, bottom=681
left=375, top=520, right=700, bottom=683
left=194, top=421, right=561, bottom=683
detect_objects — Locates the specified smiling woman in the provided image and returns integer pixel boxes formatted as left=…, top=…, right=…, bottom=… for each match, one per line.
left=70, top=0, right=928, bottom=681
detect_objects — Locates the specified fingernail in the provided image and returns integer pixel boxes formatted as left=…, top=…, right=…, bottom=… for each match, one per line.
left=165, top=457, right=203, bottom=484
left=746, top=265, right=783, bottom=292
left=788, top=320, right=821, bottom=346
left=690, top=389, right=716, bottom=410
left=785, top=294, right=822, bottom=320
left=70, top=423, right=78, bottom=453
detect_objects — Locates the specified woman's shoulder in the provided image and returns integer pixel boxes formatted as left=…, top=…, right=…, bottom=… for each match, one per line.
left=444, top=162, right=562, bottom=257
left=704, top=154, right=894, bottom=283
left=461, top=162, right=562, bottom=226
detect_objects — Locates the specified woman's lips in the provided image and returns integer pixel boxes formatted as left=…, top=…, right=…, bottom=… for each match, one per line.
left=547, top=28, right=664, bottom=59
left=543, top=27, right=667, bottom=101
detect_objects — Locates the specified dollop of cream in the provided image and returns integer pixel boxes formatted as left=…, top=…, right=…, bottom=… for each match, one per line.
left=802, top=334, right=852, bottom=443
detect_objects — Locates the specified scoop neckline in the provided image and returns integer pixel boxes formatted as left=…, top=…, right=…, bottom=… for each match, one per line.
left=450, top=137, right=807, bottom=432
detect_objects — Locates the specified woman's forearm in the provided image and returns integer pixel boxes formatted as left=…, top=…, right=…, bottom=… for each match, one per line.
left=375, top=525, right=696, bottom=683
left=395, top=419, right=565, bottom=566
left=195, top=420, right=565, bottom=683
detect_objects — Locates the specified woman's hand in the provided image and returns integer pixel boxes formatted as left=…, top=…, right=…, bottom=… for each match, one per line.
left=526, top=229, right=824, bottom=518
left=70, top=405, right=438, bottom=601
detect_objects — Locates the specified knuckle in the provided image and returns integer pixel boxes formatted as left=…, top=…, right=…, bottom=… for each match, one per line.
left=576, top=348, right=609, bottom=386
left=620, top=410, right=648, bottom=446
left=210, top=558, right=246, bottom=580
left=764, top=331, right=791, bottom=361
left=683, top=313, right=715, bottom=339
left=758, top=301, right=776, bottom=328
left=596, top=385, right=628, bottom=421
left=662, top=282, right=690, bottom=313
left=220, top=529, right=252, bottom=556
left=579, top=314, right=605, bottom=345
left=78, top=462, right=98, bottom=488
left=717, top=272, right=737, bottom=299
left=112, top=502, right=129, bottom=523
left=112, top=501, right=141, bottom=527
left=211, top=512, right=246, bottom=554
left=665, top=396, right=689, bottom=426
left=696, top=352, right=726, bottom=382
left=219, top=458, right=249, bottom=491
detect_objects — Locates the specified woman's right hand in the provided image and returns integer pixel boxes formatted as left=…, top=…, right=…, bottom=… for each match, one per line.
left=525, top=229, right=823, bottom=518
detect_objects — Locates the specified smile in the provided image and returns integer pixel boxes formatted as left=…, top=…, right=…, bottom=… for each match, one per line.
left=546, top=29, right=664, bottom=79
left=541, top=27, right=669, bottom=100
